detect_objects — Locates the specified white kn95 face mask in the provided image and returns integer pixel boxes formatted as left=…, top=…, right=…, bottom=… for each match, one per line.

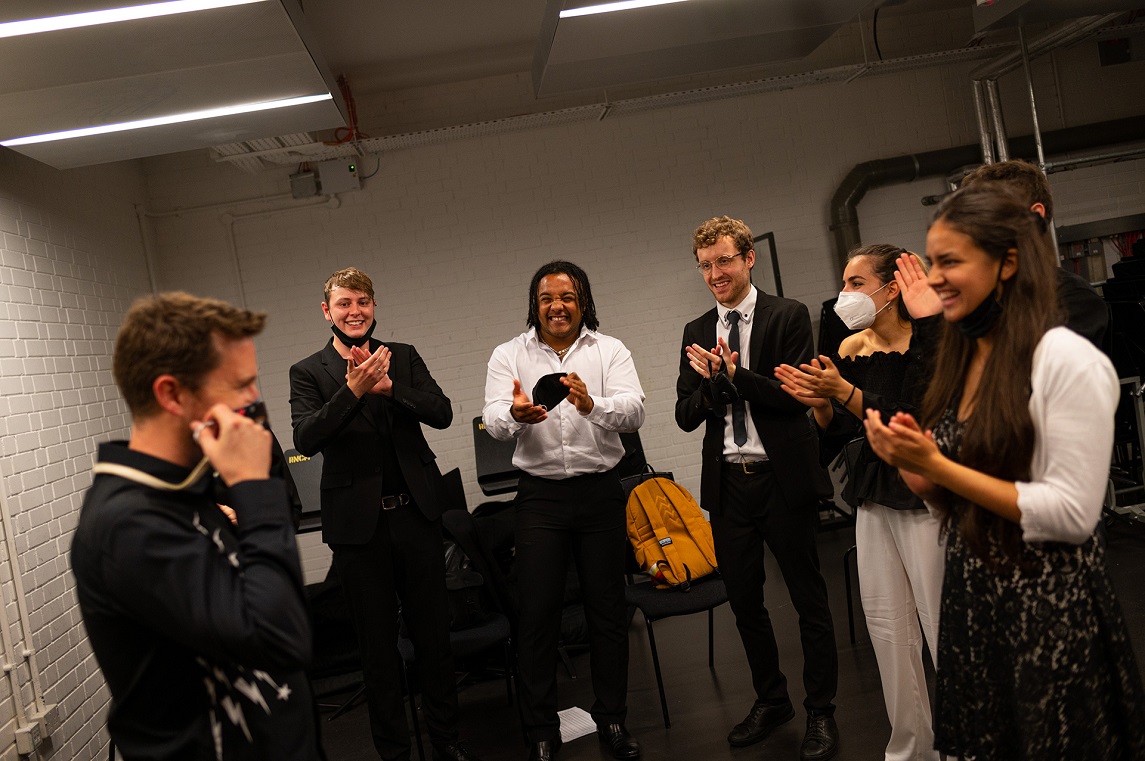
left=833, top=281, right=891, bottom=330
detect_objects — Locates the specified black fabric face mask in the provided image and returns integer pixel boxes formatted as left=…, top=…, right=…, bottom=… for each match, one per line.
left=956, top=262, right=1004, bottom=340
left=532, top=373, right=569, bottom=411
left=331, top=319, right=376, bottom=348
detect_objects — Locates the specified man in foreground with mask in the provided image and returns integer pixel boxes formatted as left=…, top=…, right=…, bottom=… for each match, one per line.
left=290, top=267, right=481, bottom=761
left=676, top=216, right=839, bottom=761
left=72, top=292, right=321, bottom=760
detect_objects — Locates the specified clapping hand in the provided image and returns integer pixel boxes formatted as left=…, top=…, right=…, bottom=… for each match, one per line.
left=510, top=380, right=547, bottom=425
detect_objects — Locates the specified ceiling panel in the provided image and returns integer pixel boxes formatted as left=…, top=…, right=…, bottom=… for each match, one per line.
left=535, top=0, right=870, bottom=95
left=0, top=0, right=346, bottom=168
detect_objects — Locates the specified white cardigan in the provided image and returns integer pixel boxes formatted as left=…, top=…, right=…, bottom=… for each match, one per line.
left=1015, top=327, right=1119, bottom=544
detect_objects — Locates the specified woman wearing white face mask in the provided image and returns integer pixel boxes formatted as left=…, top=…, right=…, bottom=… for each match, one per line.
left=775, top=244, right=945, bottom=761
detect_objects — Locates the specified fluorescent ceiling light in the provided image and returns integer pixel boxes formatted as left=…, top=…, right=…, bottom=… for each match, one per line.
left=559, top=0, right=689, bottom=19
left=1, top=93, right=333, bottom=146
left=0, top=0, right=268, bottom=39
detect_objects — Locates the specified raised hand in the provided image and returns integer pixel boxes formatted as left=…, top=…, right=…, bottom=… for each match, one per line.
left=895, top=252, right=941, bottom=319
left=345, top=343, right=391, bottom=393
left=863, top=408, right=942, bottom=477
left=774, top=363, right=831, bottom=409
left=510, top=380, right=548, bottom=425
left=715, top=336, right=739, bottom=379
left=686, top=343, right=722, bottom=379
left=561, top=372, right=594, bottom=415
left=194, top=404, right=272, bottom=486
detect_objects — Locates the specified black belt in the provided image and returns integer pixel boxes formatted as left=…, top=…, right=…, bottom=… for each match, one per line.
left=722, top=460, right=770, bottom=475
left=381, top=494, right=411, bottom=510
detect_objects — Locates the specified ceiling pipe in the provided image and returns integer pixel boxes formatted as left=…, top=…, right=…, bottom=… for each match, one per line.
left=828, top=115, right=1145, bottom=276
left=970, top=14, right=1122, bottom=80
left=972, top=81, right=995, bottom=165
left=969, top=14, right=1121, bottom=166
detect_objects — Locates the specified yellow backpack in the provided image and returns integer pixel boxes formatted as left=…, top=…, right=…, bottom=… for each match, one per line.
left=626, top=477, right=718, bottom=590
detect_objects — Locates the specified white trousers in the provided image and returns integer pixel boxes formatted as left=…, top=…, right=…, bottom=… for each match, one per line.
left=856, top=500, right=945, bottom=761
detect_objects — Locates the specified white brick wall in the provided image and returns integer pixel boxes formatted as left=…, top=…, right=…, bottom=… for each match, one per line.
left=139, top=49, right=1145, bottom=591
left=0, top=149, right=150, bottom=760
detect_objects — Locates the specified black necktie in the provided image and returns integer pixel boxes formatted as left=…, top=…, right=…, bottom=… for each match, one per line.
left=726, top=310, right=748, bottom=446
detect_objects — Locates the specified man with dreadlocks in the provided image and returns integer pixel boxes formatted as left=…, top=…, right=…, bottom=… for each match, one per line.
left=483, top=261, right=646, bottom=761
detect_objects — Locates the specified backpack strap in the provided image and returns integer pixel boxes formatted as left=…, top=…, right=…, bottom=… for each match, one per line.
left=632, top=479, right=695, bottom=590
left=658, top=479, right=719, bottom=569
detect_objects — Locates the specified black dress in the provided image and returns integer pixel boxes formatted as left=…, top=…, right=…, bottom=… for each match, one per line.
left=822, top=315, right=941, bottom=510
left=930, top=408, right=1145, bottom=760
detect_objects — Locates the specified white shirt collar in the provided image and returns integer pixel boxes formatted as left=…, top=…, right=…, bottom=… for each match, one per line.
left=717, top=285, right=758, bottom=326
left=526, top=326, right=596, bottom=350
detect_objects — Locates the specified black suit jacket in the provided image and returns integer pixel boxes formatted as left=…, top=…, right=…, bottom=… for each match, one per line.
left=289, top=339, right=452, bottom=545
left=676, top=291, right=831, bottom=514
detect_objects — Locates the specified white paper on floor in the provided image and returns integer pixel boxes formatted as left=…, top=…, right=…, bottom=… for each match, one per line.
left=557, top=706, right=596, bottom=743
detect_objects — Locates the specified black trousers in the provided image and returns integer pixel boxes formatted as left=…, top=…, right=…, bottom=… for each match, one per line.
left=710, top=463, right=838, bottom=715
left=330, top=504, right=458, bottom=761
left=514, top=469, right=630, bottom=743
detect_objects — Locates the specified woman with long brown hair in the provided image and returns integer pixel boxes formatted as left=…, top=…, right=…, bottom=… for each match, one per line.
left=865, top=183, right=1144, bottom=759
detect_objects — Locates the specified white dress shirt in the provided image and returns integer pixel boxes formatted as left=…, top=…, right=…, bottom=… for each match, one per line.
left=483, top=327, right=646, bottom=479
left=716, top=286, right=768, bottom=461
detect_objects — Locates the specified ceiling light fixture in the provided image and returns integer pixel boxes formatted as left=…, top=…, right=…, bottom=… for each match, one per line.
left=0, top=0, right=269, bottom=39
left=1, top=93, right=333, bottom=146
left=559, top=0, right=689, bottom=19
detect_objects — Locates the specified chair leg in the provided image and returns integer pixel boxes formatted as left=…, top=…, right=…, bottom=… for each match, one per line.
left=328, top=683, right=366, bottom=721
left=843, top=544, right=857, bottom=644
left=402, top=660, right=426, bottom=761
left=503, top=639, right=514, bottom=706
left=707, top=608, right=715, bottom=670
left=557, top=644, right=576, bottom=679
left=643, top=615, right=671, bottom=729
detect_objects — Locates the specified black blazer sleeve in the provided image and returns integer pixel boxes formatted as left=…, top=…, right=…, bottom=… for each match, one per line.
left=731, top=300, right=817, bottom=416
left=289, top=352, right=368, bottom=457
left=676, top=320, right=721, bottom=433
left=388, top=344, right=452, bottom=430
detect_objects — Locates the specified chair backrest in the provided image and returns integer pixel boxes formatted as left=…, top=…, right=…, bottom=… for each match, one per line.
left=441, top=506, right=517, bottom=628
left=283, top=449, right=324, bottom=533
left=472, top=417, right=521, bottom=496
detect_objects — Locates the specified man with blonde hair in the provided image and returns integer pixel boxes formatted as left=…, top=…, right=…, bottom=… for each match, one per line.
left=290, top=268, right=481, bottom=761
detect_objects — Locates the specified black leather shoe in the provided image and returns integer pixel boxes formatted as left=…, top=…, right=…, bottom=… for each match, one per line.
left=726, top=700, right=795, bottom=747
left=526, top=739, right=561, bottom=761
left=597, top=723, right=641, bottom=759
left=799, top=714, right=839, bottom=761
left=432, top=741, right=483, bottom=761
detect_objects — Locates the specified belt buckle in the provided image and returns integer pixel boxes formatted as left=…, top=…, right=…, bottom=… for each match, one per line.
left=741, top=461, right=753, bottom=475
left=382, top=494, right=410, bottom=510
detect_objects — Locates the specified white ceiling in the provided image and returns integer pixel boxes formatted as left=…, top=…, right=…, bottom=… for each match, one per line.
left=0, top=0, right=1136, bottom=170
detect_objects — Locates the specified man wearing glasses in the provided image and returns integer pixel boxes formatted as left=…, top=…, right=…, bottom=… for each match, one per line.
left=676, top=217, right=839, bottom=760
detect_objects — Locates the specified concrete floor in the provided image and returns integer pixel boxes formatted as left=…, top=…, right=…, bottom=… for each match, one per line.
left=316, top=517, right=1145, bottom=761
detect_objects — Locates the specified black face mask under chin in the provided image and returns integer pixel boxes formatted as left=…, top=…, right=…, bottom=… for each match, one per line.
left=331, top=319, right=376, bottom=348
left=956, top=262, right=1005, bottom=340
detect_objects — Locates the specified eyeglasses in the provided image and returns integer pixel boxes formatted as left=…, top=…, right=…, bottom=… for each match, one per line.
left=696, top=252, right=745, bottom=273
